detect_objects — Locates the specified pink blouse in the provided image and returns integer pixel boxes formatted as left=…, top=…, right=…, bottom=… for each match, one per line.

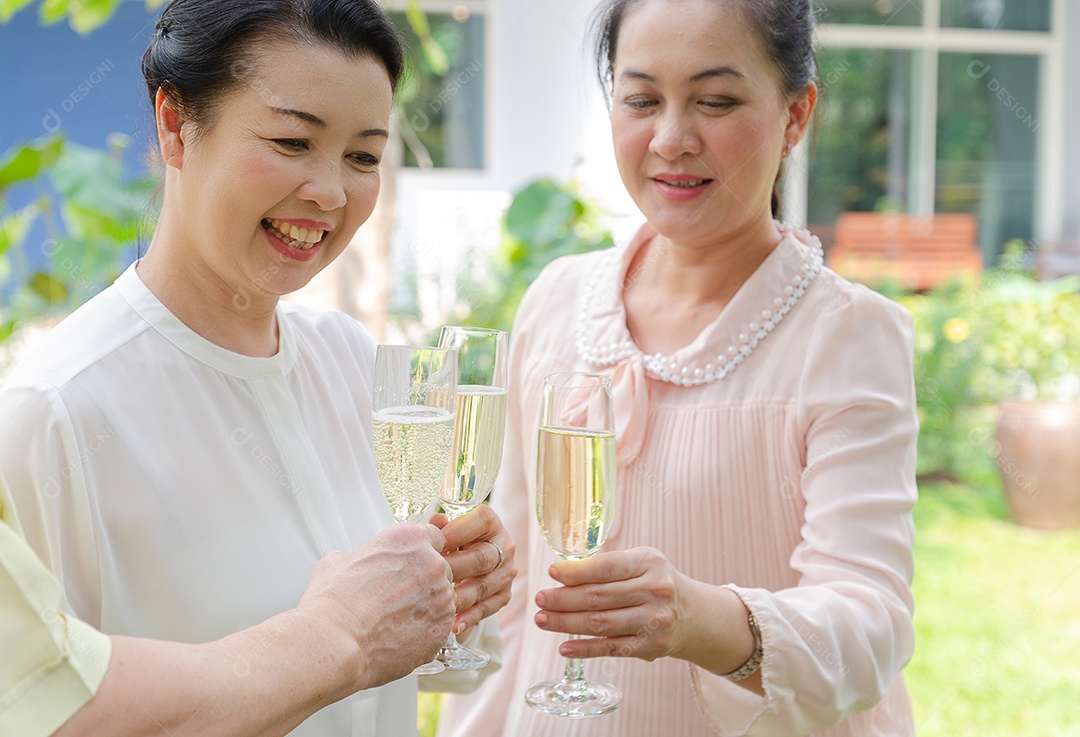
left=437, top=224, right=917, bottom=736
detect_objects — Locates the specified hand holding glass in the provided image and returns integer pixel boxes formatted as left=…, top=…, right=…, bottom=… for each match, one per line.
left=434, top=326, right=508, bottom=670
left=525, top=372, right=621, bottom=717
left=371, top=344, right=456, bottom=675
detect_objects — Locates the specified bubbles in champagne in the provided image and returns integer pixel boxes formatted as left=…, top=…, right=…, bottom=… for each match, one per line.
left=440, top=386, right=507, bottom=516
left=536, top=426, right=616, bottom=559
left=373, top=406, right=455, bottom=522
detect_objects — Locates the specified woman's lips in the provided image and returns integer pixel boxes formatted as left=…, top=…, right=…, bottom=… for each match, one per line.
left=262, top=218, right=325, bottom=250
left=261, top=219, right=323, bottom=262
left=652, top=174, right=713, bottom=201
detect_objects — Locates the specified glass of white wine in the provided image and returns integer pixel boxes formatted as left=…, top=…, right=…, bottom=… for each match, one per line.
left=371, top=344, right=457, bottom=676
left=525, top=372, right=621, bottom=717
left=435, top=326, right=509, bottom=670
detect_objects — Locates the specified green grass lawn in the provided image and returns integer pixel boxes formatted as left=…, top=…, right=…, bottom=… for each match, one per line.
left=419, top=481, right=1080, bottom=736
left=908, top=482, right=1080, bottom=736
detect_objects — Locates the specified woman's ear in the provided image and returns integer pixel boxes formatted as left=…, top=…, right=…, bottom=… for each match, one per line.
left=784, top=81, right=818, bottom=150
left=155, top=87, right=187, bottom=170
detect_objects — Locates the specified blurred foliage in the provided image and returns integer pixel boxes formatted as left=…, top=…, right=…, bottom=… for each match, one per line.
left=451, top=178, right=614, bottom=333
left=0, top=0, right=166, bottom=34
left=390, top=5, right=481, bottom=169
left=897, top=241, right=1080, bottom=482
left=0, top=135, right=155, bottom=348
left=901, top=279, right=991, bottom=481
left=0, top=0, right=443, bottom=356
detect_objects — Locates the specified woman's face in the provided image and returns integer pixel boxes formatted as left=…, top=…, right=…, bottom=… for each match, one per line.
left=163, top=38, right=393, bottom=299
left=610, top=0, right=812, bottom=246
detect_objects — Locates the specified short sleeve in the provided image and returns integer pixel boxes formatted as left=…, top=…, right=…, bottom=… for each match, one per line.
left=0, top=474, right=111, bottom=737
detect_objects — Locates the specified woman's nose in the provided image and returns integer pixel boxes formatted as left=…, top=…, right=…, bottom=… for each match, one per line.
left=648, top=111, right=702, bottom=160
left=299, top=152, right=348, bottom=211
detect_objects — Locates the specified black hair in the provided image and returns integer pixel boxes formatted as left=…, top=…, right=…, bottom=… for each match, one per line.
left=591, top=0, right=817, bottom=217
left=142, top=0, right=404, bottom=133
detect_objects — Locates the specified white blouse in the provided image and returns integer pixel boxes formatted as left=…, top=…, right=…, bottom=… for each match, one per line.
left=0, top=264, right=421, bottom=737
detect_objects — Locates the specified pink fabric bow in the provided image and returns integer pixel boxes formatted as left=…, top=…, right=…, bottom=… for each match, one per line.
left=605, top=354, right=650, bottom=467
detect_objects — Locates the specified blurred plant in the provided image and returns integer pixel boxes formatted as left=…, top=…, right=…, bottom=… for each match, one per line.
left=900, top=277, right=990, bottom=481
left=452, top=178, right=614, bottom=333
left=892, top=239, right=1080, bottom=481
left=0, top=0, right=166, bottom=34
left=0, top=134, right=155, bottom=346
left=974, top=274, right=1080, bottom=403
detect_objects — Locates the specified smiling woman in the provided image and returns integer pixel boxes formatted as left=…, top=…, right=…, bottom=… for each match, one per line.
left=137, top=1, right=399, bottom=354
left=140, top=40, right=394, bottom=355
left=0, top=3, right=515, bottom=737
left=437, top=1, right=917, bottom=736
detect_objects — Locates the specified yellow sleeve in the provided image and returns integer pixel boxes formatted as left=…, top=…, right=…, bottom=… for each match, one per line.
left=0, top=474, right=111, bottom=737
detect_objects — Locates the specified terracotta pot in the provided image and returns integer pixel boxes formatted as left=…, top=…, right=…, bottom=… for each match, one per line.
left=995, top=400, right=1080, bottom=530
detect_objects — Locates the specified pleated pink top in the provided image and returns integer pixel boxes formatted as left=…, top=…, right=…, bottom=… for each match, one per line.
left=437, top=224, right=918, bottom=737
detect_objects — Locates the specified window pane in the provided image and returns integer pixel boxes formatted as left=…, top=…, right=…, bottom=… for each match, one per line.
left=817, top=0, right=924, bottom=26
left=808, top=49, right=916, bottom=244
left=391, top=10, right=485, bottom=169
left=936, top=53, right=1040, bottom=260
left=941, top=0, right=1050, bottom=31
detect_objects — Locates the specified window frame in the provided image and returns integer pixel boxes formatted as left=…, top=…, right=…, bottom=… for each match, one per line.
left=384, top=0, right=494, bottom=175
left=786, top=0, right=1063, bottom=244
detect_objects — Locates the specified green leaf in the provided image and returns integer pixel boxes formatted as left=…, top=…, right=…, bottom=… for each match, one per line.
left=0, top=137, right=64, bottom=191
left=0, top=0, right=36, bottom=22
left=0, top=204, right=39, bottom=255
left=145, top=0, right=167, bottom=8
left=68, top=0, right=123, bottom=34
left=0, top=320, right=16, bottom=347
left=418, top=37, right=449, bottom=76
left=27, top=271, right=70, bottom=305
left=51, top=142, right=148, bottom=226
left=988, top=273, right=1080, bottom=303
left=505, top=180, right=579, bottom=247
left=38, top=0, right=69, bottom=25
left=58, top=203, right=100, bottom=241
left=405, top=0, right=449, bottom=75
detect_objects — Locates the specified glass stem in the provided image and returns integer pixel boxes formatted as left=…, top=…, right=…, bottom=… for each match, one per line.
left=560, top=635, right=586, bottom=685
left=444, top=505, right=466, bottom=650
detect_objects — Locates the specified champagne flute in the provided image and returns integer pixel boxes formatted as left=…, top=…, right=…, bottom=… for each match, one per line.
left=525, top=372, right=621, bottom=717
left=434, top=326, right=508, bottom=670
left=372, top=344, right=457, bottom=675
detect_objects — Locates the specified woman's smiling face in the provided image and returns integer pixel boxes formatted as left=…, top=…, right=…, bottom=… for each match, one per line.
left=161, top=38, right=393, bottom=301
left=609, top=0, right=812, bottom=246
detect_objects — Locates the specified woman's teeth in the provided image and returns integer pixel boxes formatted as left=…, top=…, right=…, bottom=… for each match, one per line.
left=263, top=218, right=325, bottom=250
left=659, top=178, right=709, bottom=188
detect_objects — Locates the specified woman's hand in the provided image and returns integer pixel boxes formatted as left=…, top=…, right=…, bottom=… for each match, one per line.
left=432, top=504, right=517, bottom=636
left=534, top=546, right=758, bottom=679
left=299, top=522, right=455, bottom=687
left=534, top=546, right=685, bottom=661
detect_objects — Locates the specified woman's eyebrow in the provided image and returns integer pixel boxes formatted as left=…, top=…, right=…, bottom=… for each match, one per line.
left=269, top=106, right=388, bottom=138
left=618, top=66, right=745, bottom=83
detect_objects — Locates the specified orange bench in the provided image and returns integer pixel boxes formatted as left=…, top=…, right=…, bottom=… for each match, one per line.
left=827, top=212, right=983, bottom=291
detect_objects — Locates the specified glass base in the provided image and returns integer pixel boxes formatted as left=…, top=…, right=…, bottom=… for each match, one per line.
left=525, top=678, right=622, bottom=718
left=412, top=658, right=445, bottom=676
left=437, top=641, right=492, bottom=671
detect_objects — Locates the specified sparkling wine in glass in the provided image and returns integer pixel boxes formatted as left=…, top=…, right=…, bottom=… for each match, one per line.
left=434, top=326, right=508, bottom=670
left=372, top=344, right=457, bottom=675
left=525, top=372, right=621, bottom=717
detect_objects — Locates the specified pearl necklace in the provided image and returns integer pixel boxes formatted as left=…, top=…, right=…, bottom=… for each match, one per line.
left=575, top=224, right=825, bottom=388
